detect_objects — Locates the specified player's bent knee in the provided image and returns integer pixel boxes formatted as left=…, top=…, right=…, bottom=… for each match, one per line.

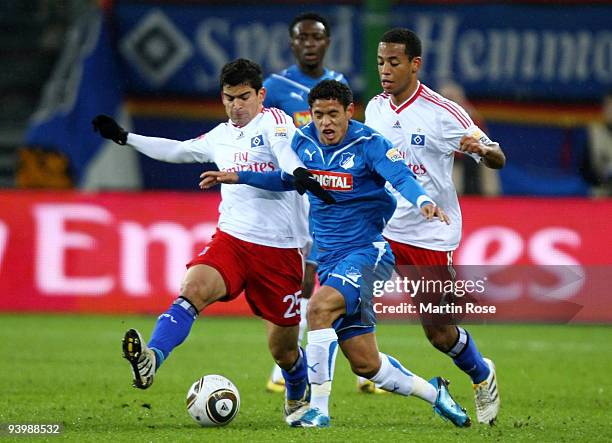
left=306, top=298, right=335, bottom=329
left=350, top=358, right=380, bottom=379
left=269, top=345, right=299, bottom=370
left=307, top=287, right=345, bottom=329
left=180, top=279, right=219, bottom=311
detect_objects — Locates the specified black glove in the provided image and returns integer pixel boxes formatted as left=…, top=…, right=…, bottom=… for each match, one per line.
left=292, top=167, right=336, bottom=204
left=92, top=114, right=128, bottom=145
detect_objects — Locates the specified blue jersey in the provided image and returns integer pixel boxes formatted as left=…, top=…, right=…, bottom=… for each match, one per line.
left=236, top=121, right=433, bottom=338
left=292, top=120, right=430, bottom=254
left=263, top=65, right=348, bottom=127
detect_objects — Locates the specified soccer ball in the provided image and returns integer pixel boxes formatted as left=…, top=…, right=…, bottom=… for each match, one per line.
left=186, top=375, right=240, bottom=427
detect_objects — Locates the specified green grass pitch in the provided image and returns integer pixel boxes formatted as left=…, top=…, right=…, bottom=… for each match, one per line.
left=1, top=314, right=611, bottom=442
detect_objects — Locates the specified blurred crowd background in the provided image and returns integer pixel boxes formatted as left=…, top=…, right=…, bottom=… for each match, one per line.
left=2, top=0, right=611, bottom=197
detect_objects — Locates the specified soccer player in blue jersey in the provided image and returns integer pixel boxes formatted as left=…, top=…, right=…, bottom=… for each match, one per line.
left=262, top=12, right=350, bottom=393
left=264, top=12, right=348, bottom=128
left=201, top=80, right=471, bottom=429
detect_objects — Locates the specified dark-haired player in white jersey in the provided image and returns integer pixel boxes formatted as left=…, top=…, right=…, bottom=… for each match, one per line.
left=365, top=28, right=506, bottom=425
left=92, top=58, right=334, bottom=422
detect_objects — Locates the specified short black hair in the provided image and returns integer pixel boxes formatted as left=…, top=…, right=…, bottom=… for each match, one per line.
left=308, top=80, right=353, bottom=109
left=380, top=28, right=422, bottom=60
left=219, top=58, right=263, bottom=91
left=289, top=12, right=330, bottom=37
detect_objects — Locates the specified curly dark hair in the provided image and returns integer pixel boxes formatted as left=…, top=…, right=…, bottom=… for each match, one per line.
left=308, top=80, right=353, bottom=109
left=219, top=58, right=263, bottom=91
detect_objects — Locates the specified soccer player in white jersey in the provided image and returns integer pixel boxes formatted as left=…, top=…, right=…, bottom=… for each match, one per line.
left=365, top=28, right=506, bottom=425
left=91, top=59, right=334, bottom=420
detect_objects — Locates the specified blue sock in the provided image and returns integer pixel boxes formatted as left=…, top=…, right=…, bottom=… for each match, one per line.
left=281, top=347, right=308, bottom=401
left=448, top=327, right=490, bottom=384
left=148, top=297, right=198, bottom=370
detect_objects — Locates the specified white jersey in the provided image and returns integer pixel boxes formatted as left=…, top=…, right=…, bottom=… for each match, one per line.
left=365, top=82, right=498, bottom=251
left=127, top=108, right=309, bottom=249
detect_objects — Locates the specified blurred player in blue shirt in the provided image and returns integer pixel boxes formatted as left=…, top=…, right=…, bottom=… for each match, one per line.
left=263, top=12, right=349, bottom=393
left=201, top=80, right=471, bottom=429
left=264, top=12, right=348, bottom=128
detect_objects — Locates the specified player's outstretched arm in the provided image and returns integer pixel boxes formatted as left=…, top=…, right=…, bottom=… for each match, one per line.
left=92, top=114, right=128, bottom=144
left=200, top=169, right=335, bottom=204
left=199, top=171, right=240, bottom=189
left=368, top=139, right=449, bottom=223
left=459, top=135, right=506, bottom=169
left=199, top=170, right=293, bottom=192
left=91, top=114, right=202, bottom=163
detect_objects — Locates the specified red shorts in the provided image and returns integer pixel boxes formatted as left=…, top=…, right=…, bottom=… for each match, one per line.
left=385, top=238, right=456, bottom=324
left=188, top=229, right=303, bottom=326
left=385, top=238, right=454, bottom=273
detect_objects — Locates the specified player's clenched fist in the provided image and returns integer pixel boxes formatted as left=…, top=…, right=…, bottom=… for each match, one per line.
left=292, top=167, right=335, bottom=204
left=92, top=114, right=128, bottom=145
left=420, top=203, right=450, bottom=224
left=458, top=135, right=491, bottom=157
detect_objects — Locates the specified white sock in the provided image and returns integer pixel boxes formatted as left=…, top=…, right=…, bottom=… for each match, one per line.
left=306, top=328, right=338, bottom=416
left=370, top=353, right=437, bottom=404
left=357, top=375, right=369, bottom=385
left=297, top=298, right=309, bottom=346
left=411, top=376, right=438, bottom=404
left=270, top=363, right=284, bottom=384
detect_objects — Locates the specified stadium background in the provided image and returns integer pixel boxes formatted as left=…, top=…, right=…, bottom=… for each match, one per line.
left=1, top=0, right=611, bottom=441
left=3, top=0, right=611, bottom=319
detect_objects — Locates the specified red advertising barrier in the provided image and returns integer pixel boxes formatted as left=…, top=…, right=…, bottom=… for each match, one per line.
left=0, top=192, right=611, bottom=322
left=0, top=191, right=250, bottom=316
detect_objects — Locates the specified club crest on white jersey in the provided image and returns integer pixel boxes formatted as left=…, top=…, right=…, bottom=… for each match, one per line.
left=250, top=135, right=264, bottom=148
left=411, top=133, right=426, bottom=147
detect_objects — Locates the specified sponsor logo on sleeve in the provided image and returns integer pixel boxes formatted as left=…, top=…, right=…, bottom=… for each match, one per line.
left=386, top=148, right=403, bottom=162
left=471, top=129, right=492, bottom=146
left=274, top=126, right=288, bottom=138
left=293, top=111, right=312, bottom=127
left=310, top=169, right=353, bottom=191
left=410, top=134, right=426, bottom=146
